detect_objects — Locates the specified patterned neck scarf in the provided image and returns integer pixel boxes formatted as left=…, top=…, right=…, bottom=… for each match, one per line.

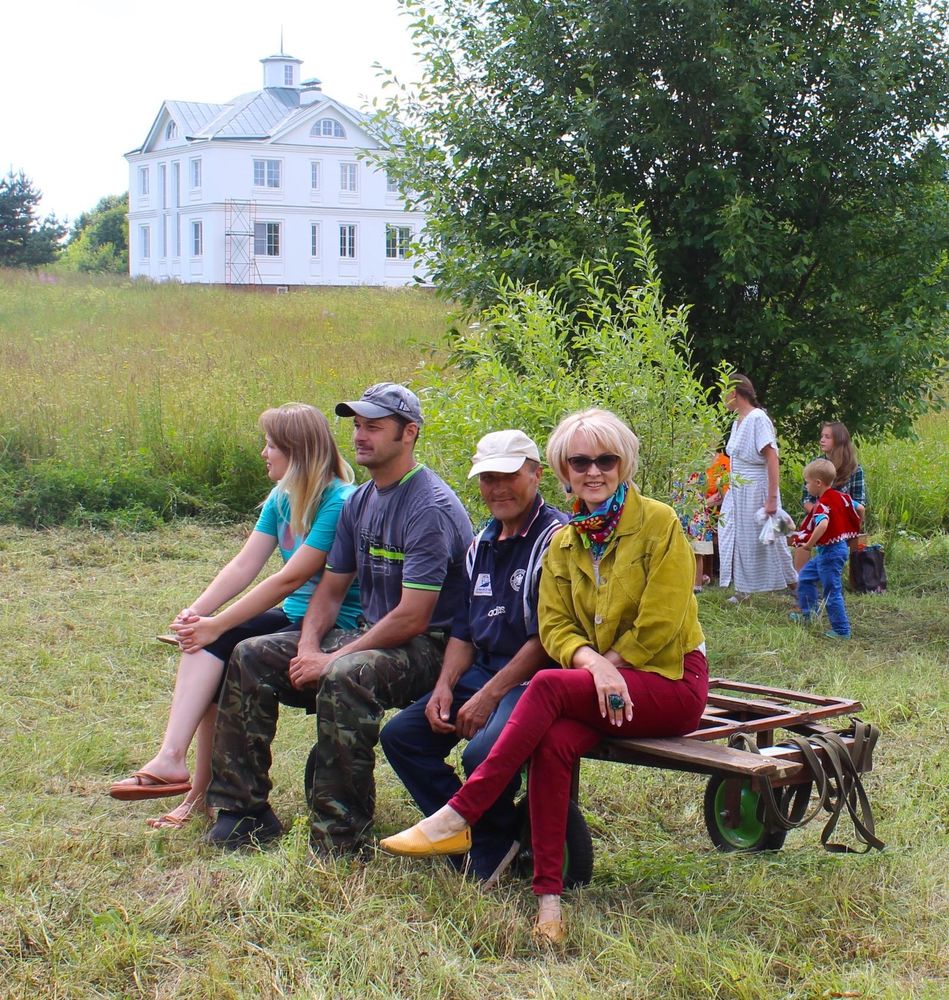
left=570, top=482, right=628, bottom=560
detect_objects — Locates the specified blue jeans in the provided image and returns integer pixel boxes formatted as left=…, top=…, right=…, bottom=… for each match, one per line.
left=380, top=661, right=525, bottom=879
left=798, top=540, right=851, bottom=637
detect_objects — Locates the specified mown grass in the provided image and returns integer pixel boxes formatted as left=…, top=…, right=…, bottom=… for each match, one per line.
left=2, top=269, right=947, bottom=534
left=1, top=524, right=946, bottom=998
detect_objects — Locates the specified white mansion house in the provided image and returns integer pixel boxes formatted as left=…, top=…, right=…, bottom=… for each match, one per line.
left=126, top=52, right=427, bottom=286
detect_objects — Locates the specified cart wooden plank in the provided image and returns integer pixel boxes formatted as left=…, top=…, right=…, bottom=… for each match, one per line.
left=588, top=735, right=803, bottom=780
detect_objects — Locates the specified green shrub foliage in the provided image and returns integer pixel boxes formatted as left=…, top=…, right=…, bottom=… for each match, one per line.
left=418, top=212, right=731, bottom=512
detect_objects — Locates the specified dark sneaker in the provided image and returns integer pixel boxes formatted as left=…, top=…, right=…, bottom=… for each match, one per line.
left=206, top=807, right=283, bottom=850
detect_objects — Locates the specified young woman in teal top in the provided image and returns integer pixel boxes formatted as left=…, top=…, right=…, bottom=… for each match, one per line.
left=110, top=404, right=361, bottom=829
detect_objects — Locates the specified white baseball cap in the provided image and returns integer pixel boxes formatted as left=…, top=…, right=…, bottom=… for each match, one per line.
left=468, top=429, right=541, bottom=478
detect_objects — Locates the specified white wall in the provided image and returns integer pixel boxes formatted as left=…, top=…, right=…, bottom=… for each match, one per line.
left=127, top=111, right=428, bottom=286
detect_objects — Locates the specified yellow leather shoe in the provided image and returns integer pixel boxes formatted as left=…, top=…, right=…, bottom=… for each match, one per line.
left=379, top=822, right=472, bottom=857
left=531, top=919, right=567, bottom=945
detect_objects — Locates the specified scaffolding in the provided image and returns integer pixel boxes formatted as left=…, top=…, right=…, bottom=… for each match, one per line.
left=224, top=200, right=260, bottom=286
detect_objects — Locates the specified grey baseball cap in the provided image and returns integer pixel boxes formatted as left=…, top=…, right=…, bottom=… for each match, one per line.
left=335, top=382, right=423, bottom=424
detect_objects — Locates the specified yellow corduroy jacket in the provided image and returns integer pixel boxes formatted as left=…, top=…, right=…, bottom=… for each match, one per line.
left=538, top=487, right=705, bottom=680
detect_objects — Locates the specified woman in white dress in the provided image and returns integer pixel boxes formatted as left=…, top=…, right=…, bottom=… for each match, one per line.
left=718, top=375, right=796, bottom=602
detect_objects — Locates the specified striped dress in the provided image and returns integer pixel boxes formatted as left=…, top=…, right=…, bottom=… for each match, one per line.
left=719, top=408, right=797, bottom=594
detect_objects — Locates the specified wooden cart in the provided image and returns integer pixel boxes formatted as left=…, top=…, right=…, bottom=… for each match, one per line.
left=516, top=679, right=882, bottom=887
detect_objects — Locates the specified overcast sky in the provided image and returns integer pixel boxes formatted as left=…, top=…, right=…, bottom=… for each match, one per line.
left=1, top=0, right=422, bottom=221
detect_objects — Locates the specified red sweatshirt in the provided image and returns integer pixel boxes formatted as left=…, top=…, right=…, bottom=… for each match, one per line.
left=793, top=488, right=862, bottom=547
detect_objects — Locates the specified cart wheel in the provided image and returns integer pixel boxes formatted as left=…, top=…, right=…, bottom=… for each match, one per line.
left=704, top=775, right=789, bottom=852
left=513, top=798, right=594, bottom=888
left=304, top=743, right=318, bottom=809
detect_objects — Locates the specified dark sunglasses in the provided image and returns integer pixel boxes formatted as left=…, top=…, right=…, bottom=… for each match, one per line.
left=566, top=453, right=620, bottom=473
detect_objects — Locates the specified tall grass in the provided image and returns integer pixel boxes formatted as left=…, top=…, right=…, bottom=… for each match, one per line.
left=1, top=269, right=946, bottom=533
left=858, top=411, right=949, bottom=538
left=0, top=269, right=447, bottom=525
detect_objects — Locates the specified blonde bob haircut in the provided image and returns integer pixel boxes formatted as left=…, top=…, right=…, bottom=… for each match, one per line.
left=546, top=409, right=640, bottom=487
left=259, top=403, right=355, bottom=537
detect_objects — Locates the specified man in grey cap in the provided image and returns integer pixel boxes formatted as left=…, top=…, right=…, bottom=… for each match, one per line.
left=380, top=429, right=567, bottom=883
left=206, top=382, right=473, bottom=853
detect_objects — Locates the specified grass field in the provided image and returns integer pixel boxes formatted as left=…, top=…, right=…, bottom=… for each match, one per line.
left=0, top=271, right=447, bottom=525
left=1, top=271, right=946, bottom=996
left=1, top=269, right=947, bottom=534
left=1, top=524, right=946, bottom=998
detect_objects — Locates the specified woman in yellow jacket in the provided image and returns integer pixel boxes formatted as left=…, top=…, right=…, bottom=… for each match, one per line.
left=381, top=410, right=708, bottom=942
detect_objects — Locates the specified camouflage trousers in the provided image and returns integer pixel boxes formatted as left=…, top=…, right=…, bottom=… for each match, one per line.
left=207, top=627, right=446, bottom=853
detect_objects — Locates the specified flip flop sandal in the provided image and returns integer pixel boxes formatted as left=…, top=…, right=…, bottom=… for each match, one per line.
left=146, top=804, right=210, bottom=829
left=109, top=770, right=192, bottom=801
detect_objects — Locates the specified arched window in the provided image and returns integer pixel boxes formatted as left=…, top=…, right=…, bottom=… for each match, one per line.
left=311, top=118, right=345, bottom=139
left=165, top=121, right=178, bottom=140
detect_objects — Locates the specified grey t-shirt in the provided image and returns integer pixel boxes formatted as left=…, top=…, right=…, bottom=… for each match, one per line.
left=326, top=465, right=473, bottom=629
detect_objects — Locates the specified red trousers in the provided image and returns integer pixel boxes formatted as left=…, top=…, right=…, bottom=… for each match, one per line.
left=448, top=650, right=709, bottom=895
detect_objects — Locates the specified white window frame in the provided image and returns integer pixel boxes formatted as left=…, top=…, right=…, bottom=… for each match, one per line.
left=310, top=161, right=321, bottom=190
left=140, top=225, right=150, bottom=259
left=253, top=159, right=282, bottom=189
left=254, top=221, right=281, bottom=257
left=191, top=220, right=203, bottom=257
left=386, top=171, right=399, bottom=194
left=339, top=223, right=357, bottom=259
left=339, top=162, right=358, bottom=193
left=284, top=65, right=294, bottom=85
left=138, top=166, right=149, bottom=196
left=165, top=121, right=178, bottom=140
left=310, top=223, right=321, bottom=258
left=385, top=225, right=413, bottom=260
left=190, top=157, right=202, bottom=189
left=311, top=118, right=345, bottom=138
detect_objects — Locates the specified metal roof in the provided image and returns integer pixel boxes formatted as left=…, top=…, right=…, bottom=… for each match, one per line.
left=134, top=83, right=391, bottom=153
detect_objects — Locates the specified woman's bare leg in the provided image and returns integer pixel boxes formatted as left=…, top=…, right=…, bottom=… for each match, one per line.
left=115, top=649, right=225, bottom=787
left=536, top=895, right=562, bottom=924
left=415, top=804, right=468, bottom=840
left=147, top=704, right=216, bottom=827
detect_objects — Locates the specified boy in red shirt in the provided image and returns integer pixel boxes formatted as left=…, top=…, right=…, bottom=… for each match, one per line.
left=789, top=458, right=862, bottom=638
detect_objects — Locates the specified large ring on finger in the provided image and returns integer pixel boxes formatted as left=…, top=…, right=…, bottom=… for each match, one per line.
left=608, top=693, right=625, bottom=711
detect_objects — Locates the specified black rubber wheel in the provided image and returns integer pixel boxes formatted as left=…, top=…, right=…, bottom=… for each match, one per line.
left=703, top=775, right=792, bottom=852
left=304, top=743, right=318, bottom=809
left=514, top=798, right=594, bottom=888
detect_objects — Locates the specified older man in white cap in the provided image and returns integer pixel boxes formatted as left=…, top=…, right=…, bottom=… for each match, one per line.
left=381, top=429, right=567, bottom=883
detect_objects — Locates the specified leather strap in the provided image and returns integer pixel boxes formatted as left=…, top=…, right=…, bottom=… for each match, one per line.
left=727, top=718, right=884, bottom=852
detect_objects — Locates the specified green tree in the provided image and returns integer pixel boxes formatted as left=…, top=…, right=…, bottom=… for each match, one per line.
left=59, top=193, right=129, bottom=273
left=0, top=170, right=65, bottom=267
left=418, top=210, right=732, bottom=514
left=377, top=0, right=949, bottom=440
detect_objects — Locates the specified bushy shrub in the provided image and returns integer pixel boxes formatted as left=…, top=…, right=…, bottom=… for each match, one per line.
left=417, top=213, right=732, bottom=512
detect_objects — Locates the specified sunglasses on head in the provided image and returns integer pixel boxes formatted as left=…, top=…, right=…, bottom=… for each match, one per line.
left=566, top=453, right=620, bottom=473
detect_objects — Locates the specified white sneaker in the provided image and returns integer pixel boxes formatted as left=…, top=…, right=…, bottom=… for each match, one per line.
left=482, top=839, right=521, bottom=889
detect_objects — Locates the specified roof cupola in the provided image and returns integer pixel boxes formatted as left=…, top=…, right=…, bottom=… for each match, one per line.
left=261, top=52, right=302, bottom=89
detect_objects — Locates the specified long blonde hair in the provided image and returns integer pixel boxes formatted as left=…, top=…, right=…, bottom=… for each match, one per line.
left=259, top=404, right=354, bottom=537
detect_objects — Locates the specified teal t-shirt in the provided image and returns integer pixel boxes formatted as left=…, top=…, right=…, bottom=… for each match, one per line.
left=255, top=478, right=362, bottom=627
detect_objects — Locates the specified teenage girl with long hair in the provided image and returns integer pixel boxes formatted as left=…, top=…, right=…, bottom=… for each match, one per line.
left=109, top=404, right=361, bottom=829
left=794, top=420, right=867, bottom=572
